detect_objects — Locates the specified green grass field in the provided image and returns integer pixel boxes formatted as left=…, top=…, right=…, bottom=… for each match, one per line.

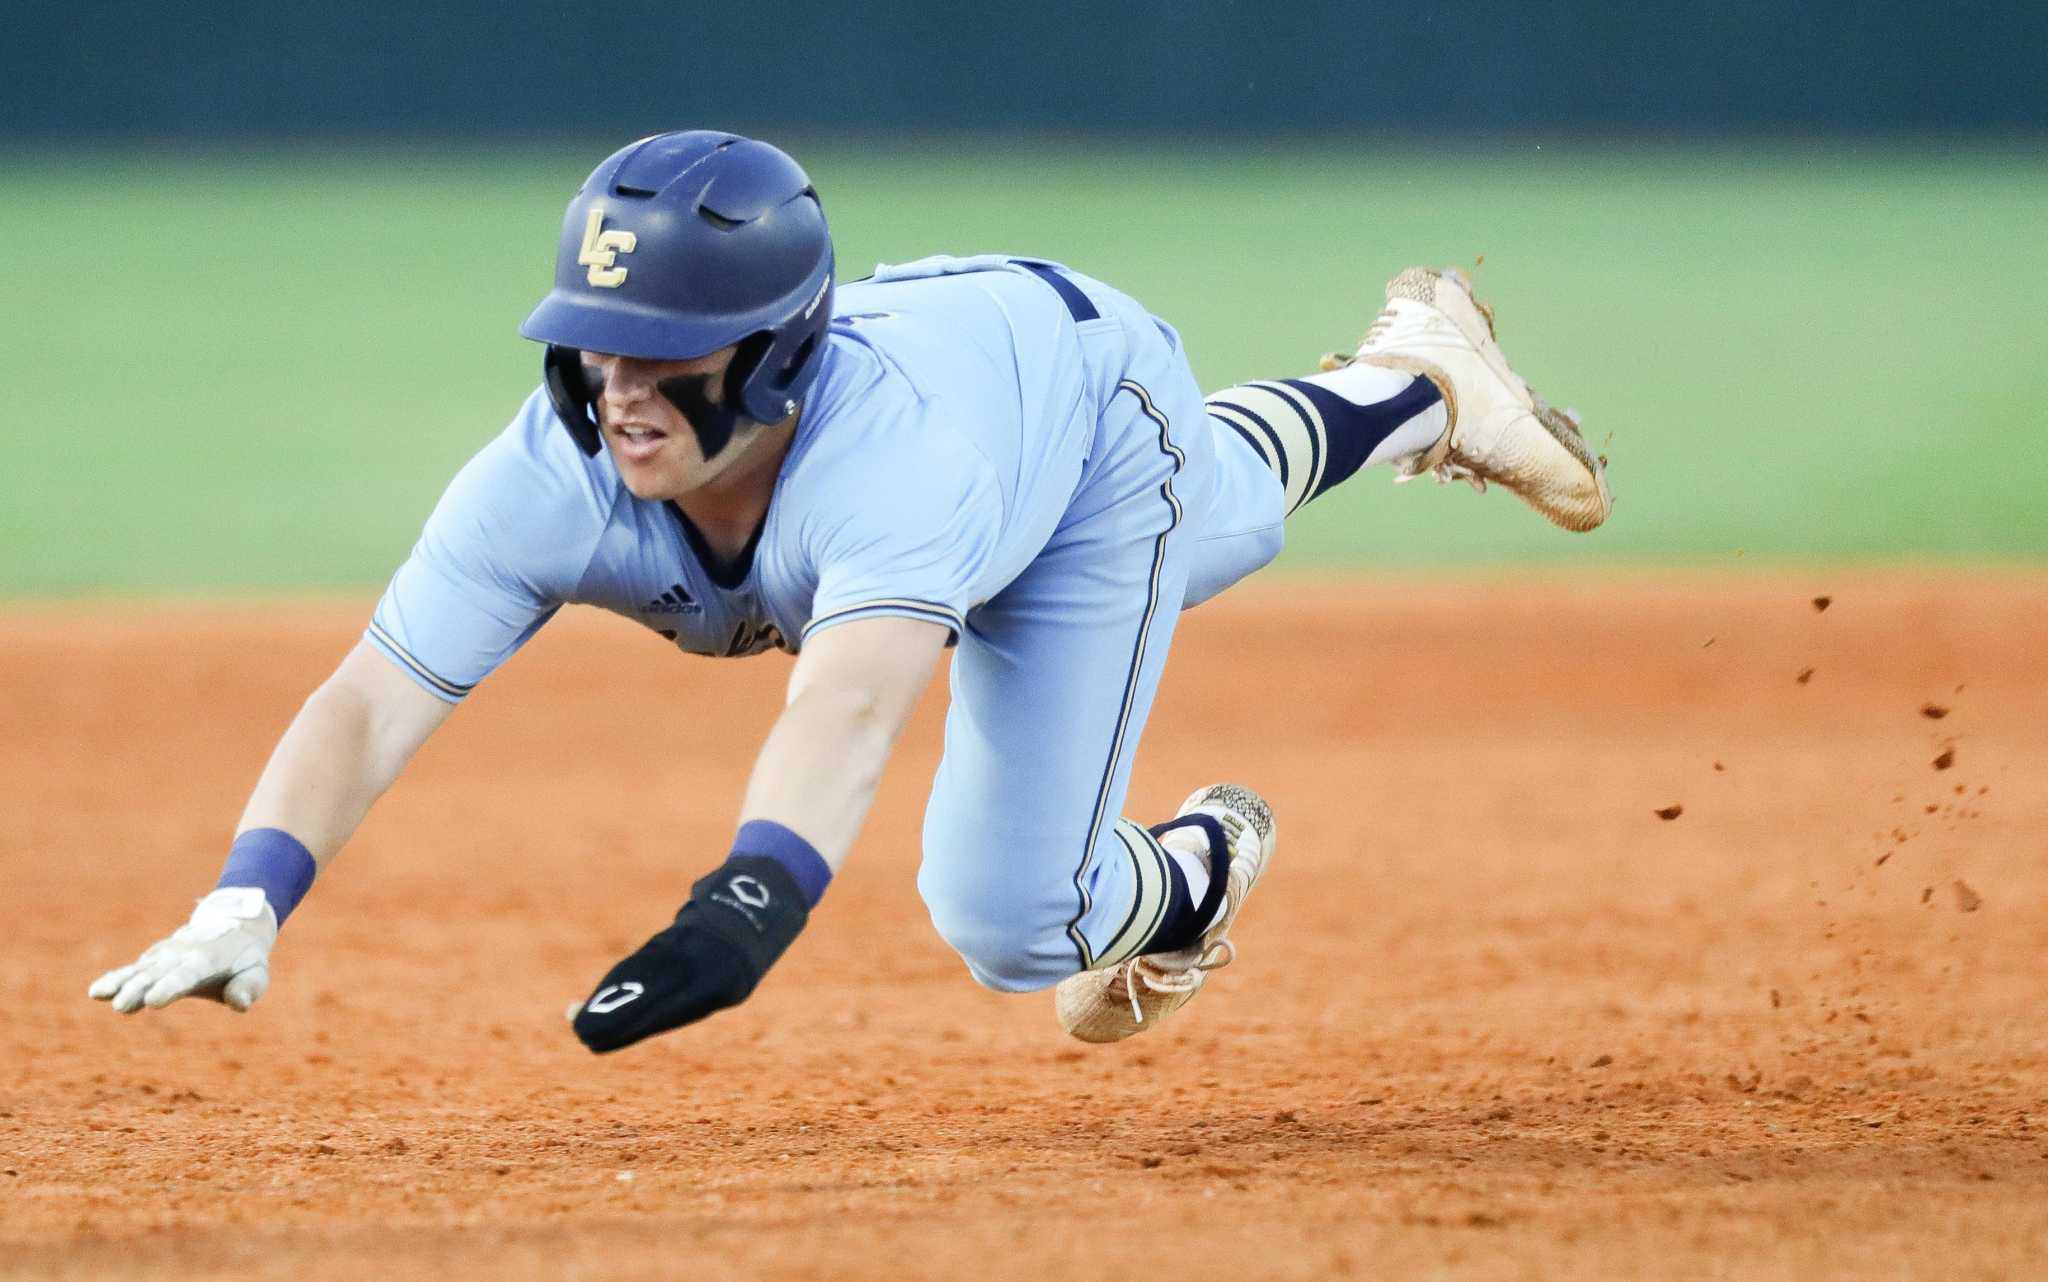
left=2, top=140, right=2043, bottom=595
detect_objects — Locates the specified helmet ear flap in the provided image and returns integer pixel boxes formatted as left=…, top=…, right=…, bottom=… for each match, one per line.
left=723, top=331, right=780, bottom=420
left=729, top=270, right=833, bottom=423
left=542, top=344, right=604, bottom=456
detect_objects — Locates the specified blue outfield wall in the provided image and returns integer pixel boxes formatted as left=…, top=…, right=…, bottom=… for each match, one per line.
left=8, top=1, right=2047, bottom=139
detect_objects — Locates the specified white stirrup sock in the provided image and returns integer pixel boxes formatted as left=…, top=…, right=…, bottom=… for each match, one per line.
left=1301, top=362, right=1450, bottom=468
left=1160, top=831, right=1227, bottom=935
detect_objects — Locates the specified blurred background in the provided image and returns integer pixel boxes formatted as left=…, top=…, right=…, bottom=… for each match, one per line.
left=3, top=1, right=2044, bottom=594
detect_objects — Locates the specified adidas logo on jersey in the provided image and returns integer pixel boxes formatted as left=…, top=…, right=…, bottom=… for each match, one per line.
left=641, top=583, right=702, bottom=615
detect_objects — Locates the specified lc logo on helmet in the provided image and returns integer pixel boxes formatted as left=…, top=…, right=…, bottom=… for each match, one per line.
left=578, top=207, right=638, bottom=288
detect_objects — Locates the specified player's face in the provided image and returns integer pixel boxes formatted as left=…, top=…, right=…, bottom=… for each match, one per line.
left=585, top=346, right=771, bottom=501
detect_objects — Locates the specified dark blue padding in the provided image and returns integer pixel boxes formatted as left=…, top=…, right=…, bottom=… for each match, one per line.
left=1012, top=260, right=1100, bottom=323
left=731, top=819, right=833, bottom=908
left=217, top=828, right=318, bottom=925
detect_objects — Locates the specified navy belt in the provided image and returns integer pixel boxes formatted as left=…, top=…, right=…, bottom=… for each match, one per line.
left=1013, top=259, right=1099, bottom=323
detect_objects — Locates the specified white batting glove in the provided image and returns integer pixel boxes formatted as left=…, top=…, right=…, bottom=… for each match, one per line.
left=87, top=887, right=278, bottom=1013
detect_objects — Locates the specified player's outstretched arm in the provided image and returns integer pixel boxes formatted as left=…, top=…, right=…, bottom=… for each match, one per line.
left=569, top=615, right=949, bottom=1052
left=88, top=639, right=455, bottom=1015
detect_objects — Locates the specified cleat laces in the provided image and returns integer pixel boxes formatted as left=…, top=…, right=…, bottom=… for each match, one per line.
left=1121, top=938, right=1237, bottom=1025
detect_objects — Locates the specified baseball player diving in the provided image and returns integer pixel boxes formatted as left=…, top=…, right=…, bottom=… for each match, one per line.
left=90, top=131, right=1611, bottom=1051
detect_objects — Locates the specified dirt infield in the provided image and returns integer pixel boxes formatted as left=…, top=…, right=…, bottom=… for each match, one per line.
left=3, top=572, right=2044, bottom=1281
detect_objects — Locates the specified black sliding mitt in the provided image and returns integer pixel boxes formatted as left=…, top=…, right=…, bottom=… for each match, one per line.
left=570, top=856, right=810, bottom=1054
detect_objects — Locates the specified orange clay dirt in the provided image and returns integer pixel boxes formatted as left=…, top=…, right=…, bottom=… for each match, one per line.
left=3, top=571, right=2045, bottom=1281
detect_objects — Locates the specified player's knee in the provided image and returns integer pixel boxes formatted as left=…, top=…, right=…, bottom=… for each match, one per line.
left=917, top=860, right=1072, bottom=994
left=1184, top=521, right=1284, bottom=609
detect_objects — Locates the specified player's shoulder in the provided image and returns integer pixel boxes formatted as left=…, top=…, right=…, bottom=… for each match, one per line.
left=791, top=340, right=994, bottom=479
left=775, top=408, right=1001, bottom=572
left=418, top=389, right=623, bottom=600
left=442, top=388, right=623, bottom=530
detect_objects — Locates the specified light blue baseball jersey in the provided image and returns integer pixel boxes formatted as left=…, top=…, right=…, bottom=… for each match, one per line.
left=368, top=255, right=1287, bottom=992
left=368, top=256, right=1136, bottom=701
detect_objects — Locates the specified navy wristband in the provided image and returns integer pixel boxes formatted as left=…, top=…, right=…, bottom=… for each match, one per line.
left=217, top=828, right=318, bottom=925
left=729, top=820, right=832, bottom=909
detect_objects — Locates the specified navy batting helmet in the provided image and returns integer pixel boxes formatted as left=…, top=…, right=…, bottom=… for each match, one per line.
left=520, top=130, right=835, bottom=456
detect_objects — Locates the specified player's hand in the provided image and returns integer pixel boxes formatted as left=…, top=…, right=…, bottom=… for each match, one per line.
left=87, top=887, right=278, bottom=1013
left=568, top=857, right=810, bottom=1054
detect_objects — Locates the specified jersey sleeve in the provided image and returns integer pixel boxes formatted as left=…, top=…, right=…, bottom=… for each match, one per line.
left=799, top=433, right=1004, bottom=645
left=367, top=400, right=609, bottom=702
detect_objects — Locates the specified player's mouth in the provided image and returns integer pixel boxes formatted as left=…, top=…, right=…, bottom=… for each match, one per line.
left=609, top=422, right=669, bottom=465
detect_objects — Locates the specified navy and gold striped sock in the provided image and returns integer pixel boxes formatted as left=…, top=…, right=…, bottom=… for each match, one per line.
left=1089, top=814, right=1232, bottom=970
left=1206, top=366, right=1446, bottom=514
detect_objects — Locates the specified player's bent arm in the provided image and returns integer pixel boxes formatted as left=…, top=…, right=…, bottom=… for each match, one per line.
left=739, top=614, right=951, bottom=868
left=569, top=616, right=949, bottom=1053
left=236, top=638, right=458, bottom=866
left=88, top=639, right=457, bottom=1016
